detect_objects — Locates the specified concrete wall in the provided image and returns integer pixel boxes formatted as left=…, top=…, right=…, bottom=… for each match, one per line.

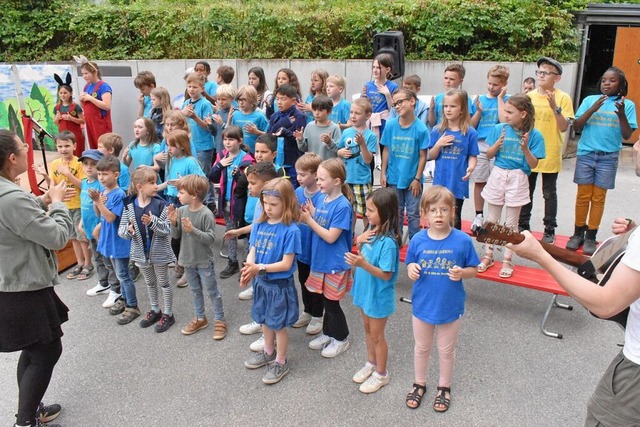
left=28, top=59, right=578, bottom=143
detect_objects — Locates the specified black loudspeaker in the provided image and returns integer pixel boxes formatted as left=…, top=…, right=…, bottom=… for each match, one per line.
left=373, top=31, right=405, bottom=80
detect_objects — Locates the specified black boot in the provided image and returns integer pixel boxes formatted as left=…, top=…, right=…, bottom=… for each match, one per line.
left=566, top=225, right=586, bottom=251
left=583, top=228, right=598, bottom=256
left=220, top=260, right=240, bottom=279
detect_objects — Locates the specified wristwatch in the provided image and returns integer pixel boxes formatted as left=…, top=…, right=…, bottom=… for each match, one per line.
left=258, top=264, right=267, bottom=276
left=555, top=106, right=562, bottom=115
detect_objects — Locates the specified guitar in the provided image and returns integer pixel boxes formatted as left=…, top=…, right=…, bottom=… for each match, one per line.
left=477, top=222, right=635, bottom=329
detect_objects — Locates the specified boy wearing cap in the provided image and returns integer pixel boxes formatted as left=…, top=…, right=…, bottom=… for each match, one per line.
left=518, top=57, right=575, bottom=243
left=79, top=149, right=121, bottom=302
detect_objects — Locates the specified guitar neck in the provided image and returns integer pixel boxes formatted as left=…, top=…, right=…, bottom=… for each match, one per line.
left=539, top=241, right=590, bottom=267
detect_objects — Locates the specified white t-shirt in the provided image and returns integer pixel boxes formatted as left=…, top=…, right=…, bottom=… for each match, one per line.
left=621, top=228, right=640, bottom=365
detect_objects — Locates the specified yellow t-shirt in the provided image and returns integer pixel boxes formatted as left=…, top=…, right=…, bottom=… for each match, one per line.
left=528, top=89, right=575, bottom=173
left=49, top=157, right=85, bottom=209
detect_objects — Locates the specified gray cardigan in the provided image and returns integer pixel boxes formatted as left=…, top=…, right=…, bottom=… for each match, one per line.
left=0, top=176, right=72, bottom=292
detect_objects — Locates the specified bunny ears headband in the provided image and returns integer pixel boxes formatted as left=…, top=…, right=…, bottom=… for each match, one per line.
left=73, top=55, right=98, bottom=74
left=54, top=72, right=72, bottom=89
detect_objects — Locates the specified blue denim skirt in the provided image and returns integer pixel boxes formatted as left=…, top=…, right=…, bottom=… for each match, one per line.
left=252, top=275, right=299, bottom=331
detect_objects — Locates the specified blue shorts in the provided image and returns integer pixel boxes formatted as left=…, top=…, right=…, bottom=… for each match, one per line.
left=573, top=151, right=619, bottom=190
left=252, top=275, right=299, bottom=331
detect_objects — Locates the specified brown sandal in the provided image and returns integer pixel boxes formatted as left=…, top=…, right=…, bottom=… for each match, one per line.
left=213, top=320, right=227, bottom=340
left=434, top=386, right=451, bottom=412
left=406, top=383, right=426, bottom=409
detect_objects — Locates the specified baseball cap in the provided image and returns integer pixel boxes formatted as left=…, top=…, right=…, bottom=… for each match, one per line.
left=79, top=149, right=104, bottom=162
left=537, top=57, right=563, bottom=75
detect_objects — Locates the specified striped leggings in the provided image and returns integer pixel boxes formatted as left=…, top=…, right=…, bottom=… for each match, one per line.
left=139, top=263, right=173, bottom=314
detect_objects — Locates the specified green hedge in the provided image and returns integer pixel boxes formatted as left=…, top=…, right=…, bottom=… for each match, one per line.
left=2, top=0, right=593, bottom=62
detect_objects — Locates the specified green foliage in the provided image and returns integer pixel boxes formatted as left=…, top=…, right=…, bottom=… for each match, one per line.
left=4, top=0, right=635, bottom=62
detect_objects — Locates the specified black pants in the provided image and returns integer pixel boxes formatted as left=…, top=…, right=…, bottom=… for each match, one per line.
left=297, top=261, right=323, bottom=318
left=16, top=338, right=63, bottom=426
left=455, top=198, right=464, bottom=230
left=518, top=172, right=558, bottom=231
left=323, top=295, right=349, bottom=341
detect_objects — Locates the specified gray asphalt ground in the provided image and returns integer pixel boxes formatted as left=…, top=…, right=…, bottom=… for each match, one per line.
left=2, top=146, right=639, bottom=426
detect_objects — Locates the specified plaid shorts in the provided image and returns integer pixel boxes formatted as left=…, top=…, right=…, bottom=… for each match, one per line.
left=349, top=183, right=372, bottom=215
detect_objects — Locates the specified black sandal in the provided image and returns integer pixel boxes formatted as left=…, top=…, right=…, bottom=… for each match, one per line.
left=405, top=383, right=426, bottom=409
left=434, top=386, right=451, bottom=412
left=77, top=265, right=95, bottom=281
left=66, top=265, right=83, bottom=280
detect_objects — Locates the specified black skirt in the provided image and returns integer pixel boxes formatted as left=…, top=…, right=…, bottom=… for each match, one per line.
left=0, top=287, right=69, bottom=353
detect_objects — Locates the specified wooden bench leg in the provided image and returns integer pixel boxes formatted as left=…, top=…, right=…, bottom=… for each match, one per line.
left=541, top=294, right=574, bottom=339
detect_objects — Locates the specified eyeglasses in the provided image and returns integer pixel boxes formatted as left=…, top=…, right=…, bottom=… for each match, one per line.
left=535, top=70, right=558, bottom=77
left=428, top=207, right=451, bottom=216
left=392, top=98, right=410, bottom=108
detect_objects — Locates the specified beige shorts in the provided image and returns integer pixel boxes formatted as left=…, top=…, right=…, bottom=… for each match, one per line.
left=69, top=208, right=87, bottom=242
left=481, top=167, right=530, bottom=207
left=470, top=140, right=493, bottom=183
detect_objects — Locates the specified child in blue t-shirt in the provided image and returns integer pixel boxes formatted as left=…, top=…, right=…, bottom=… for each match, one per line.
left=79, top=149, right=121, bottom=303
left=567, top=66, right=638, bottom=254
left=326, top=75, right=351, bottom=130
left=292, top=153, right=325, bottom=334
left=428, top=64, right=478, bottom=128
left=231, top=85, right=269, bottom=152
left=157, top=129, right=205, bottom=205
left=182, top=73, right=215, bottom=175
left=428, top=89, right=479, bottom=230
left=298, top=69, right=329, bottom=123
left=300, top=158, right=354, bottom=359
left=241, top=178, right=301, bottom=385
left=479, top=95, right=546, bottom=278
left=405, top=185, right=480, bottom=412
left=90, top=156, right=138, bottom=325
left=206, top=84, right=236, bottom=156
left=380, top=89, right=429, bottom=240
left=346, top=188, right=401, bottom=394
left=469, top=66, right=510, bottom=234
left=337, top=98, right=377, bottom=230
left=123, top=117, right=161, bottom=172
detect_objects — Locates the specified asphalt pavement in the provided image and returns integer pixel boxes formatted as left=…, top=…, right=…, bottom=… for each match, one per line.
left=1, top=148, right=639, bottom=426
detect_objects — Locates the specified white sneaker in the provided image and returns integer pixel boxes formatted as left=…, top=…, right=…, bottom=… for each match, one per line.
left=102, top=290, right=121, bottom=308
left=238, top=286, right=253, bottom=300
left=249, top=335, right=265, bottom=352
left=352, top=362, right=376, bottom=384
left=359, top=371, right=390, bottom=393
left=305, top=316, right=323, bottom=335
left=321, top=338, right=350, bottom=358
left=86, top=283, right=110, bottom=297
left=472, top=213, right=484, bottom=235
left=292, top=312, right=312, bottom=328
left=239, top=320, right=262, bottom=335
left=309, top=333, right=331, bottom=350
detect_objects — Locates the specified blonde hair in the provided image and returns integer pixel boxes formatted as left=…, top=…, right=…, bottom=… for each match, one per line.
left=236, top=85, right=258, bottom=111
left=129, top=167, right=158, bottom=196
left=352, top=97, right=373, bottom=115
left=151, top=87, right=172, bottom=123
left=437, top=89, right=471, bottom=135
left=487, top=65, right=510, bottom=84
left=163, top=111, right=190, bottom=140
left=420, top=185, right=456, bottom=227
left=216, top=84, right=236, bottom=100
left=326, top=75, right=346, bottom=89
left=310, top=69, right=329, bottom=96
left=257, top=178, right=300, bottom=225
left=185, top=73, right=205, bottom=87
left=166, top=129, right=192, bottom=157
left=295, top=152, right=322, bottom=174
left=319, top=158, right=353, bottom=203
